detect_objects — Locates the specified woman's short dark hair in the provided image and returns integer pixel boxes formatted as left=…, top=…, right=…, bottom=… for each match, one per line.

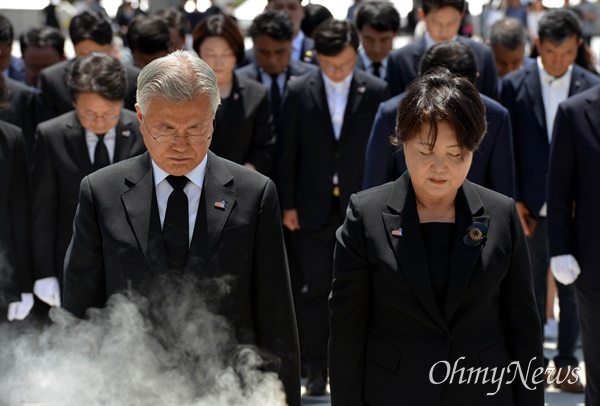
left=314, top=19, right=359, bottom=56
left=67, top=52, right=127, bottom=102
left=249, top=10, right=294, bottom=42
left=69, top=10, right=113, bottom=46
left=192, top=14, right=245, bottom=65
left=394, top=67, right=486, bottom=152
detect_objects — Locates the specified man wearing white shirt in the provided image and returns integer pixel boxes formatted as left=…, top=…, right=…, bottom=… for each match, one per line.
left=501, top=8, right=600, bottom=393
left=31, top=52, right=146, bottom=315
left=62, top=50, right=301, bottom=406
left=355, top=1, right=400, bottom=81
left=277, top=19, right=389, bottom=396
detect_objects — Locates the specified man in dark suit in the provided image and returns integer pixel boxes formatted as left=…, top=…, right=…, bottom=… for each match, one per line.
left=364, top=41, right=515, bottom=199
left=354, top=1, right=400, bottom=81
left=0, top=77, right=33, bottom=321
left=244, top=0, right=316, bottom=66
left=386, top=0, right=498, bottom=100
left=31, top=53, right=146, bottom=312
left=548, top=84, right=600, bottom=406
left=501, top=8, right=600, bottom=392
left=0, top=77, right=37, bottom=158
left=236, top=10, right=318, bottom=126
left=277, top=19, right=389, bottom=396
left=62, top=50, right=300, bottom=406
left=37, top=10, right=140, bottom=123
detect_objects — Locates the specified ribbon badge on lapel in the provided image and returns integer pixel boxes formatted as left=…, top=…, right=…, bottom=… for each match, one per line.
left=463, top=222, right=487, bottom=247
left=357, top=86, right=366, bottom=94
left=391, top=228, right=403, bottom=237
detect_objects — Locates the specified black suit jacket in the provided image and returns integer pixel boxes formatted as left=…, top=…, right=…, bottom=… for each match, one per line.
left=329, top=173, right=544, bottom=405
left=386, top=36, right=499, bottom=100
left=277, top=69, right=390, bottom=230
left=0, top=77, right=37, bottom=157
left=31, top=109, right=146, bottom=288
left=363, top=92, right=515, bottom=198
left=241, top=35, right=317, bottom=67
left=235, top=59, right=319, bottom=86
left=548, top=84, right=600, bottom=286
left=0, top=120, right=33, bottom=306
left=62, top=150, right=301, bottom=405
left=209, top=74, right=275, bottom=176
left=501, top=63, right=600, bottom=217
left=37, top=59, right=140, bottom=123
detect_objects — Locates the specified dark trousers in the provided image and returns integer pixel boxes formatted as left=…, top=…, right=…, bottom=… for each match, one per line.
left=575, top=281, right=600, bottom=406
left=529, top=217, right=579, bottom=368
left=293, top=200, right=343, bottom=372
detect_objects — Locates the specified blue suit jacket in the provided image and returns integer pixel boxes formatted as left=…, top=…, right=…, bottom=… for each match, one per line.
left=501, top=63, right=600, bottom=218
left=363, top=92, right=515, bottom=198
left=386, top=36, right=499, bottom=100
left=547, top=84, right=600, bottom=286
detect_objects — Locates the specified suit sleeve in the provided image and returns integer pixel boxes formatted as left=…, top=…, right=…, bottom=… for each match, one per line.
left=500, top=80, right=524, bottom=203
left=386, top=53, right=402, bottom=97
left=244, top=90, right=275, bottom=177
left=478, top=49, right=500, bottom=101
left=546, top=103, right=575, bottom=257
left=8, top=132, right=33, bottom=296
left=329, top=194, right=371, bottom=406
left=31, top=128, right=59, bottom=282
left=37, top=72, right=58, bottom=123
left=275, top=87, right=300, bottom=211
left=499, top=200, right=544, bottom=405
left=63, top=176, right=106, bottom=318
left=251, top=179, right=301, bottom=406
left=363, top=102, right=396, bottom=189
left=486, top=107, right=516, bottom=198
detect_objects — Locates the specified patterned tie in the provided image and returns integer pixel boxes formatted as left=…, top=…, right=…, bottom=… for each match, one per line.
left=163, top=175, right=189, bottom=271
left=93, top=133, right=110, bottom=171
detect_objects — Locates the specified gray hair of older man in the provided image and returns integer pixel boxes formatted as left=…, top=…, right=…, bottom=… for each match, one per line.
left=136, top=50, right=220, bottom=115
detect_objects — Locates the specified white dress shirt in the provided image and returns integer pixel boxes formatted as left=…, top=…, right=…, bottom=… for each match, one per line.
left=291, top=30, right=306, bottom=62
left=152, top=156, right=207, bottom=245
left=358, top=48, right=387, bottom=79
left=260, top=68, right=287, bottom=98
left=85, top=127, right=116, bottom=165
left=322, top=72, right=353, bottom=186
left=424, top=32, right=457, bottom=50
left=537, top=57, right=573, bottom=143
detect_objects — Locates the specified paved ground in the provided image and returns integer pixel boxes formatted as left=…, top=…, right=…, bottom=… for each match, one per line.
left=299, top=339, right=586, bottom=406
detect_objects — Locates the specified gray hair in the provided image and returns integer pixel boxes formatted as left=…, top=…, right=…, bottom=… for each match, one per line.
left=136, top=50, right=220, bottom=115
left=489, top=18, right=528, bottom=50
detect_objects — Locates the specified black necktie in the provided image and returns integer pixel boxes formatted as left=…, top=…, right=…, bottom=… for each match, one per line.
left=270, top=74, right=281, bottom=121
left=164, top=175, right=189, bottom=271
left=371, top=62, right=382, bottom=78
left=93, top=133, right=110, bottom=171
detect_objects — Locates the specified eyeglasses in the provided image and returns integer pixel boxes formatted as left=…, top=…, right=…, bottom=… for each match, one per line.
left=142, top=116, right=212, bottom=146
left=319, top=59, right=355, bottom=75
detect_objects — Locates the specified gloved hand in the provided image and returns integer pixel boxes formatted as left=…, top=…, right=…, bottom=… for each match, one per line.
left=33, top=277, right=61, bottom=307
left=550, top=254, right=581, bottom=285
left=7, top=293, right=34, bottom=321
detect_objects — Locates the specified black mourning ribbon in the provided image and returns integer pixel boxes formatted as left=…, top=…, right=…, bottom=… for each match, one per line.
left=164, top=175, right=189, bottom=271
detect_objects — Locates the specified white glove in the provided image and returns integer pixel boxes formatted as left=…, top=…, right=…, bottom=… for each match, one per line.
left=7, top=293, right=34, bottom=321
left=33, top=277, right=62, bottom=307
left=550, top=254, right=581, bottom=285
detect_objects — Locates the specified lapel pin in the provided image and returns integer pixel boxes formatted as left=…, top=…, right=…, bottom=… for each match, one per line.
left=233, top=93, right=239, bottom=101
left=391, top=228, right=403, bottom=237
left=121, top=130, right=130, bottom=137
left=214, top=200, right=227, bottom=210
left=463, top=222, right=487, bottom=247
left=358, top=86, right=366, bottom=94
left=575, top=80, right=581, bottom=88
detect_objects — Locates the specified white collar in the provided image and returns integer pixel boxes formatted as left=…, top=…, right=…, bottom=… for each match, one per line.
left=322, top=71, right=353, bottom=90
left=292, top=30, right=305, bottom=52
left=424, top=32, right=458, bottom=50
left=537, top=57, right=573, bottom=87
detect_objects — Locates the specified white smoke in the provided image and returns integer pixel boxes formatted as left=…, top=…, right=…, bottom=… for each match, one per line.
left=0, top=274, right=286, bottom=405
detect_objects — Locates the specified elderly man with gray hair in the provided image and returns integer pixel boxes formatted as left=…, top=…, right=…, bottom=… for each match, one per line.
left=63, top=50, right=301, bottom=405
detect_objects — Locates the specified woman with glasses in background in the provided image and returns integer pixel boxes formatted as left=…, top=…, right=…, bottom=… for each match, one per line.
left=192, top=14, right=275, bottom=176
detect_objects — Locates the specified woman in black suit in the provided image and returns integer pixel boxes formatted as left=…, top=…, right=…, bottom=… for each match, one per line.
left=192, top=14, right=275, bottom=176
left=329, top=68, right=545, bottom=405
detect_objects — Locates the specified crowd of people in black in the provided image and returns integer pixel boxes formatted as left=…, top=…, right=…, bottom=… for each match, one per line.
left=1, top=0, right=599, bottom=405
